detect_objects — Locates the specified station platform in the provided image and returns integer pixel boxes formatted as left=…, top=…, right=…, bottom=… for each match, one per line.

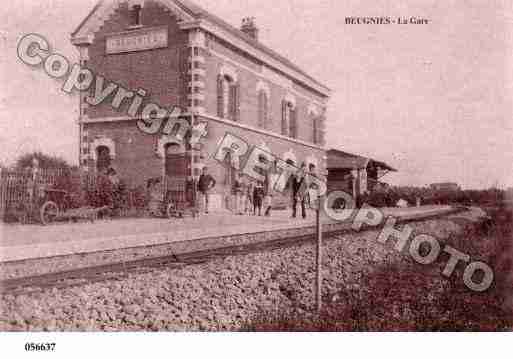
left=0, top=206, right=459, bottom=263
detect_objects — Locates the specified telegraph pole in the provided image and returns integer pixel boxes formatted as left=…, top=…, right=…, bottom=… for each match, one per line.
left=315, top=194, right=323, bottom=313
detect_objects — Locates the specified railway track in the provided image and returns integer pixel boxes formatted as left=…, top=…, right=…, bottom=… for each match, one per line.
left=0, top=207, right=467, bottom=295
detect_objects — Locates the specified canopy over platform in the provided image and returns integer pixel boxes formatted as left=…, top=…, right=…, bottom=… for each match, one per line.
left=327, top=149, right=397, bottom=173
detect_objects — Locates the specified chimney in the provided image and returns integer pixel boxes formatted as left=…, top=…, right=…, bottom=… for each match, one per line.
left=241, top=17, right=259, bottom=40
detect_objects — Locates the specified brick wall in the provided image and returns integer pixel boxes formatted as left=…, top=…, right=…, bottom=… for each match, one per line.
left=195, top=115, right=325, bottom=196
left=77, top=0, right=329, bottom=207
left=86, top=0, right=189, bottom=119
left=84, top=114, right=325, bottom=201
left=202, top=35, right=327, bottom=146
left=83, top=121, right=162, bottom=188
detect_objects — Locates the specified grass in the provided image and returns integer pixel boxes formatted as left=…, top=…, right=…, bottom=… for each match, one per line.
left=242, top=203, right=513, bottom=331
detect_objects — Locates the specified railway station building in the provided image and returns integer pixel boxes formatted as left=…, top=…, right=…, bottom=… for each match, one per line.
left=71, top=0, right=330, bottom=210
left=327, top=149, right=396, bottom=199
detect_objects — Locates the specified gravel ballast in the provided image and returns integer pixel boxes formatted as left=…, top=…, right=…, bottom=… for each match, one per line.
left=0, top=215, right=491, bottom=331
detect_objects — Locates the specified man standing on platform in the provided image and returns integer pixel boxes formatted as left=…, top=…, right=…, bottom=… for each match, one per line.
left=292, top=163, right=308, bottom=219
left=198, top=167, right=216, bottom=214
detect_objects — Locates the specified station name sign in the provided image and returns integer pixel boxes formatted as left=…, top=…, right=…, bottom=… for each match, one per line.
left=106, top=26, right=168, bottom=54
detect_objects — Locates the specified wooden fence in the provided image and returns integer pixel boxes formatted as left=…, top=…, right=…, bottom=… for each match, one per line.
left=0, top=168, right=198, bottom=223
left=0, top=167, right=98, bottom=223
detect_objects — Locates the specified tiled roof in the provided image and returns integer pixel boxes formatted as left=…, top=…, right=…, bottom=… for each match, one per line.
left=174, top=0, right=327, bottom=91
left=72, top=0, right=329, bottom=94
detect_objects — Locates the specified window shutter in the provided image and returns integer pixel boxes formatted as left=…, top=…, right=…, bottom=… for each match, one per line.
left=289, top=107, right=297, bottom=139
left=281, top=101, right=288, bottom=136
left=217, top=75, right=224, bottom=117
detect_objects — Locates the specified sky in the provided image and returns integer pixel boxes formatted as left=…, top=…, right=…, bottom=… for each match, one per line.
left=1, top=0, right=512, bottom=189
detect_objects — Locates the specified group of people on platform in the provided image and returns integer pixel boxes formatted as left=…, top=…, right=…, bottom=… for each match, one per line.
left=98, top=162, right=319, bottom=220
left=290, top=162, right=318, bottom=219
left=232, top=173, right=271, bottom=217
left=197, top=162, right=318, bottom=220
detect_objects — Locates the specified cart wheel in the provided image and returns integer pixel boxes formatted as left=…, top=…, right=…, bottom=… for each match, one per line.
left=40, top=201, right=59, bottom=225
left=166, top=203, right=175, bottom=219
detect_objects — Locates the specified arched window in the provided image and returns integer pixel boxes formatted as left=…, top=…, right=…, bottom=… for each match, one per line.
left=131, top=5, right=142, bottom=26
left=256, top=81, right=270, bottom=129
left=217, top=74, right=240, bottom=121
left=315, top=114, right=326, bottom=146
left=281, top=97, right=297, bottom=138
left=308, top=105, right=321, bottom=145
left=257, top=90, right=269, bottom=129
left=312, top=117, right=319, bottom=144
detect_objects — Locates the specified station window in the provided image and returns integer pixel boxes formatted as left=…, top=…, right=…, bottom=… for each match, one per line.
left=258, top=90, right=269, bottom=129
left=217, top=75, right=239, bottom=121
left=131, top=5, right=142, bottom=27
left=281, top=101, right=297, bottom=138
left=312, top=117, right=319, bottom=145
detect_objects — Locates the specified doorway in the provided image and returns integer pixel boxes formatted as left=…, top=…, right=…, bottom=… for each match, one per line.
left=164, top=143, right=187, bottom=178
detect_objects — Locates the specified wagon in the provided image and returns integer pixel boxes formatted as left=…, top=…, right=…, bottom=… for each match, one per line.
left=12, top=186, right=108, bottom=225
left=38, top=188, right=109, bottom=225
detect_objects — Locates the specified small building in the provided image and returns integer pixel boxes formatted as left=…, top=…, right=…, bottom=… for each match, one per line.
left=326, top=149, right=396, bottom=199
left=429, top=183, right=461, bottom=192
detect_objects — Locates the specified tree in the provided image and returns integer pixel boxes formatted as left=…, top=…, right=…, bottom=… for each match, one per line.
left=15, top=151, right=72, bottom=170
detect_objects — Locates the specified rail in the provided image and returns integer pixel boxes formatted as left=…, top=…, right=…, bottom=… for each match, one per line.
left=0, top=206, right=467, bottom=295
